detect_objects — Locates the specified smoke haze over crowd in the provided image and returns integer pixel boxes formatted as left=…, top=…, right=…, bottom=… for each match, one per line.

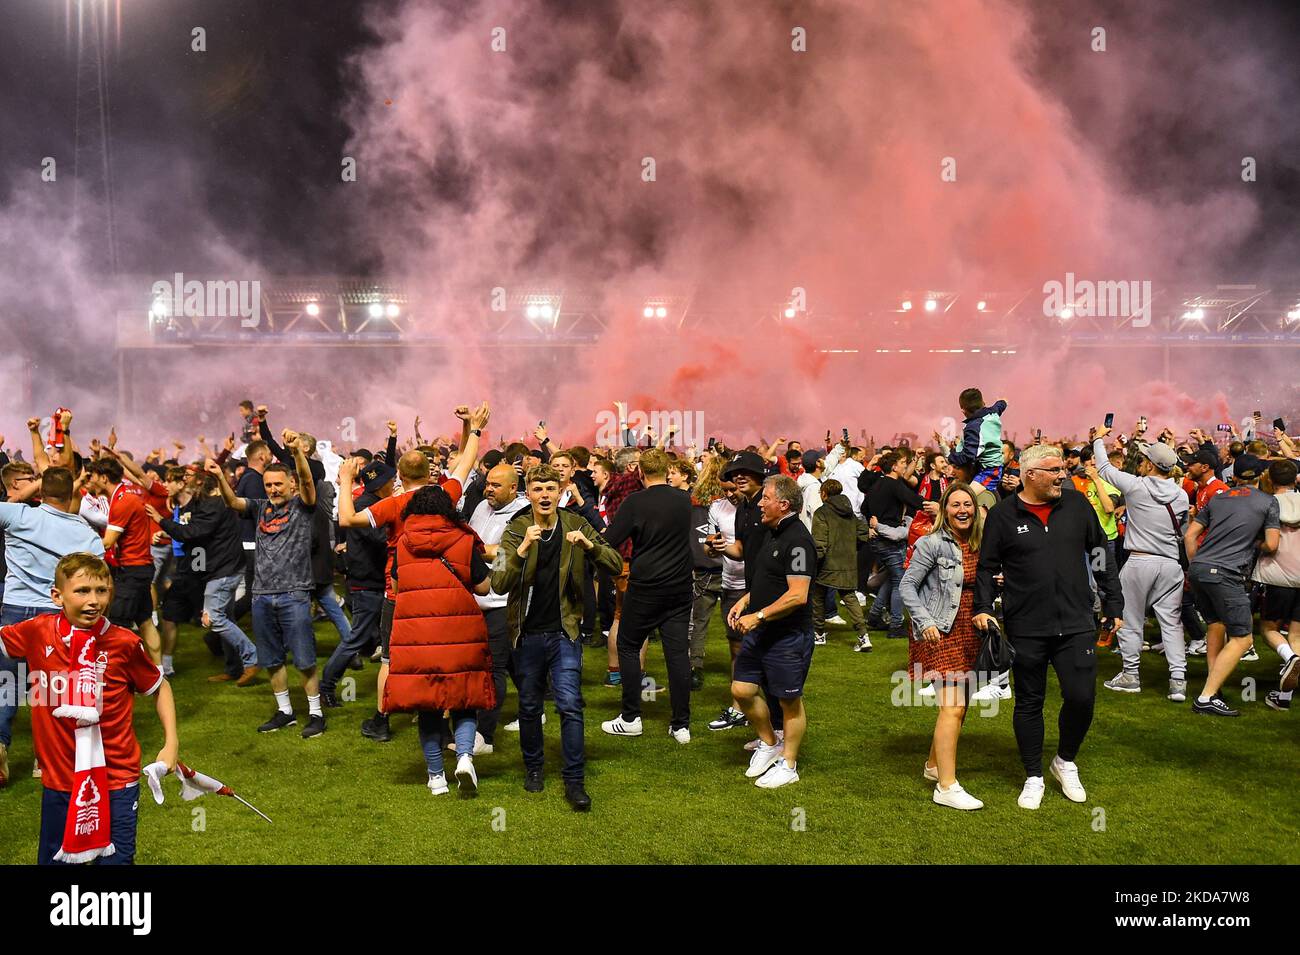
left=2, top=0, right=1299, bottom=451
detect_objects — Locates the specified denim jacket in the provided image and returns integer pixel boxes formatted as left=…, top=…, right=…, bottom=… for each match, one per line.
left=898, top=528, right=967, bottom=635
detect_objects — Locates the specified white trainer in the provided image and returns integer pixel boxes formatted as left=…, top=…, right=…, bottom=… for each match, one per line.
left=668, top=725, right=691, bottom=744
left=917, top=682, right=936, bottom=699
left=933, top=782, right=984, bottom=811
left=923, top=762, right=939, bottom=782
left=504, top=714, right=545, bottom=732
left=826, top=614, right=847, bottom=626
left=1018, top=776, right=1045, bottom=810
left=1241, top=645, right=1260, bottom=662
left=1050, top=755, right=1087, bottom=803
left=744, top=728, right=784, bottom=751
left=454, top=754, right=478, bottom=795
left=745, top=740, right=785, bottom=778
left=754, top=758, right=799, bottom=788
left=448, top=731, right=495, bottom=755
left=427, top=772, right=449, bottom=796
left=813, top=632, right=827, bottom=646
left=601, top=715, right=643, bottom=737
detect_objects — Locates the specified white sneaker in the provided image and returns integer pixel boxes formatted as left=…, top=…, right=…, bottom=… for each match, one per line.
left=855, top=591, right=868, bottom=604
left=1018, top=776, right=1045, bottom=810
left=754, top=758, right=799, bottom=788
left=163, top=663, right=176, bottom=678
left=454, top=754, right=478, bottom=794
left=1241, top=645, right=1259, bottom=662
left=923, top=762, right=938, bottom=782
left=744, top=728, right=783, bottom=751
left=853, top=634, right=873, bottom=653
left=970, top=681, right=1011, bottom=702
left=933, top=782, right=983, bottom=811
left=504, top=714, right=545, bottom=732
left=745, top=740, right=785, bottom=778
left=447, top=731, right=494, bottom=755
left=601, top=715, right=643, bottom=737
left=1103, top=671, right=1142, bottom=693
left=1187, top=639, right=1207, bottom=656
left=917, top=682, right=936, bottom=698
left=427, top=772, right=449, bottom=796
left=668, top=725, right=691, bottom=744
left=826, top=614, right=847, bottom=626
left=1050, top=755, right=1086, bottom=803
left=813, top=632, right=827, bottom=646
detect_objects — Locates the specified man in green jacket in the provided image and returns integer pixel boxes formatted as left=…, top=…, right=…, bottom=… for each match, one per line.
left=491, top=464, right=622, bottom=811
left=811, top=479, right=872, bottom=650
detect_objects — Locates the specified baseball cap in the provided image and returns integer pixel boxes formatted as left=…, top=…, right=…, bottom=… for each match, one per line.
left=1138, top=441, right=1178, bottom=472
left=802, top=449, right=824, bottom=473
left=359, top=460, right=396, bottom=494
left=1064, top=446, right=1083, bottom=459
left=723, top=450, right=767, bottom=480
left=1232, top=453, right=1266, bottom=481
left=481, top=449, right=505, bottom=470
left=1182, top=447, right=1220, bottom=469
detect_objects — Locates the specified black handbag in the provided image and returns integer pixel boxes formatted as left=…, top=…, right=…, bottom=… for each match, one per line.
left=974, top=618, right=1014, bottom=680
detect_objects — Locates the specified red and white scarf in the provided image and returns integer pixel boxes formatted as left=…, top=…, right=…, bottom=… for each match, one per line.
left=51, top=615, right=115, bottom=863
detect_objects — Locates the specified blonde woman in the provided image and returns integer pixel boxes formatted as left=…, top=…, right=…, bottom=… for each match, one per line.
left=899, top=482, right=987, bottom=810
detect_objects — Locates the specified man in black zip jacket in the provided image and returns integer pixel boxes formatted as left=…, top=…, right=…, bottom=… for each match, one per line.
left=319, top=459, right=394, bottom=707
left=973, top=444, right=1121, bottom=811
left=147, top=473, right=259, bottom=684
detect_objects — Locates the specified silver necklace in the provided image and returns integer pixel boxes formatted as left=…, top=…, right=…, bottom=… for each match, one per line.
left=539, top=520, right=558, bottom=541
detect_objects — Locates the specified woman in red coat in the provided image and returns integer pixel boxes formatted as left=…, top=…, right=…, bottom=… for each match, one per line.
left=389, top=485, right=494, bottom=796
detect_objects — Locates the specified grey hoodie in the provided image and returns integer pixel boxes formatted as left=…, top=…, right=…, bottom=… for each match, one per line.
left=1093, top=438, right=1189, bottom=560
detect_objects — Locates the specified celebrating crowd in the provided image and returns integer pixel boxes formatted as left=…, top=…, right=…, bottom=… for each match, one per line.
left=1, top=386, right=1297, bottom=864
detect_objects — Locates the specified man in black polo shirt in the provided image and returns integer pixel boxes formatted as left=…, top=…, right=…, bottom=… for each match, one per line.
left=974, top=444, right=1121, bottom=810
left=600, top=449, right=695, bottom=742
left=707, top=452, right=784, bottom=741
left=726, top=474, right=816, bottom=789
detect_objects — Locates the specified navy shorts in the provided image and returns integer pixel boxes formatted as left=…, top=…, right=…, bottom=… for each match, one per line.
left=160, top=572, right=205, bottom=624
left=379, top=596, right=396, bottom=665
left=1261, top=584, right=1300, bottom=624
left=38, top=783, right=139, bottom=865
left=1189, top=564, right=1253, bottom=638
left=733, top=627, right=814, bottom=698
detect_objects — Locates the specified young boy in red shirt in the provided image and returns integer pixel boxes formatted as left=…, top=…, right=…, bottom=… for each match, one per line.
left=0, top=552, right=178, bottom=864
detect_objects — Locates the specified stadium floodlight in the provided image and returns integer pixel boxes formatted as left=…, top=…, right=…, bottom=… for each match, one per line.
left=385, top=303, right=400, bottom=318
left=368, top=302, right=384, bottom=319
left=783, top=306, right=796, bottom=319
left=655, top=306, right=667, bottom=318
left=643, top=306, right=654, bottom=318
left=305, top=302, right=320, bottom=316
left=924, top=299, right=938, bottom=313
left=976, top=300, right=987, bottom=311
left=540, top=303, right=554, bottom=320
left=1287, top=307, right=1300, bottom=322
left=526, top=304, right=540, bottom=319
left=1059, top=307, right=1074, bottom=320
left=1191, top=308, right=1204, bottom=320
left=901, top=300, right=913, bottom=311
left=150, top=297, right=169, bottom=318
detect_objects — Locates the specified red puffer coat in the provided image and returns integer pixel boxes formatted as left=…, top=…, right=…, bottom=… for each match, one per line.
left=383, top=514, right=496, bottom=713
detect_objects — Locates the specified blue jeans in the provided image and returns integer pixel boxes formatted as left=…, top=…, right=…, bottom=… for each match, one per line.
left=516, top=630, right=585, bottom=782
left=418, top=709, right=477, bottom=775
left=204, top=574, right=257, bottom=669
left=874, top=542, right=907, bottom=628
left=314, top=581, right=353, bottom=644
left=1, top=604, right=51, bottom=748
left=39, top=783, right=140, bottom=865
left=321, top=588, right=382, bottom=693
left=252, top=591, right=316, bottom=670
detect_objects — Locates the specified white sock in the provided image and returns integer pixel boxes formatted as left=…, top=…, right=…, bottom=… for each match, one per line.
left=1279, top=690, right=1294, bottom=702
left=1197, top=694, right=1212, bottom=704
left=274, top=690, right=292, bottom=715
left=1278, top=644, right=1296, bottom=664
left=307, top=694, right=322, bottom=717
left=162, top=654, right=174, bottom=670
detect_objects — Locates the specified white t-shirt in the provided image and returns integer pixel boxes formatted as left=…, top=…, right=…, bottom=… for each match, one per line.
left=79, top=493, right=110, bottom=532
left=707, top=497, right=744, bottom=591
